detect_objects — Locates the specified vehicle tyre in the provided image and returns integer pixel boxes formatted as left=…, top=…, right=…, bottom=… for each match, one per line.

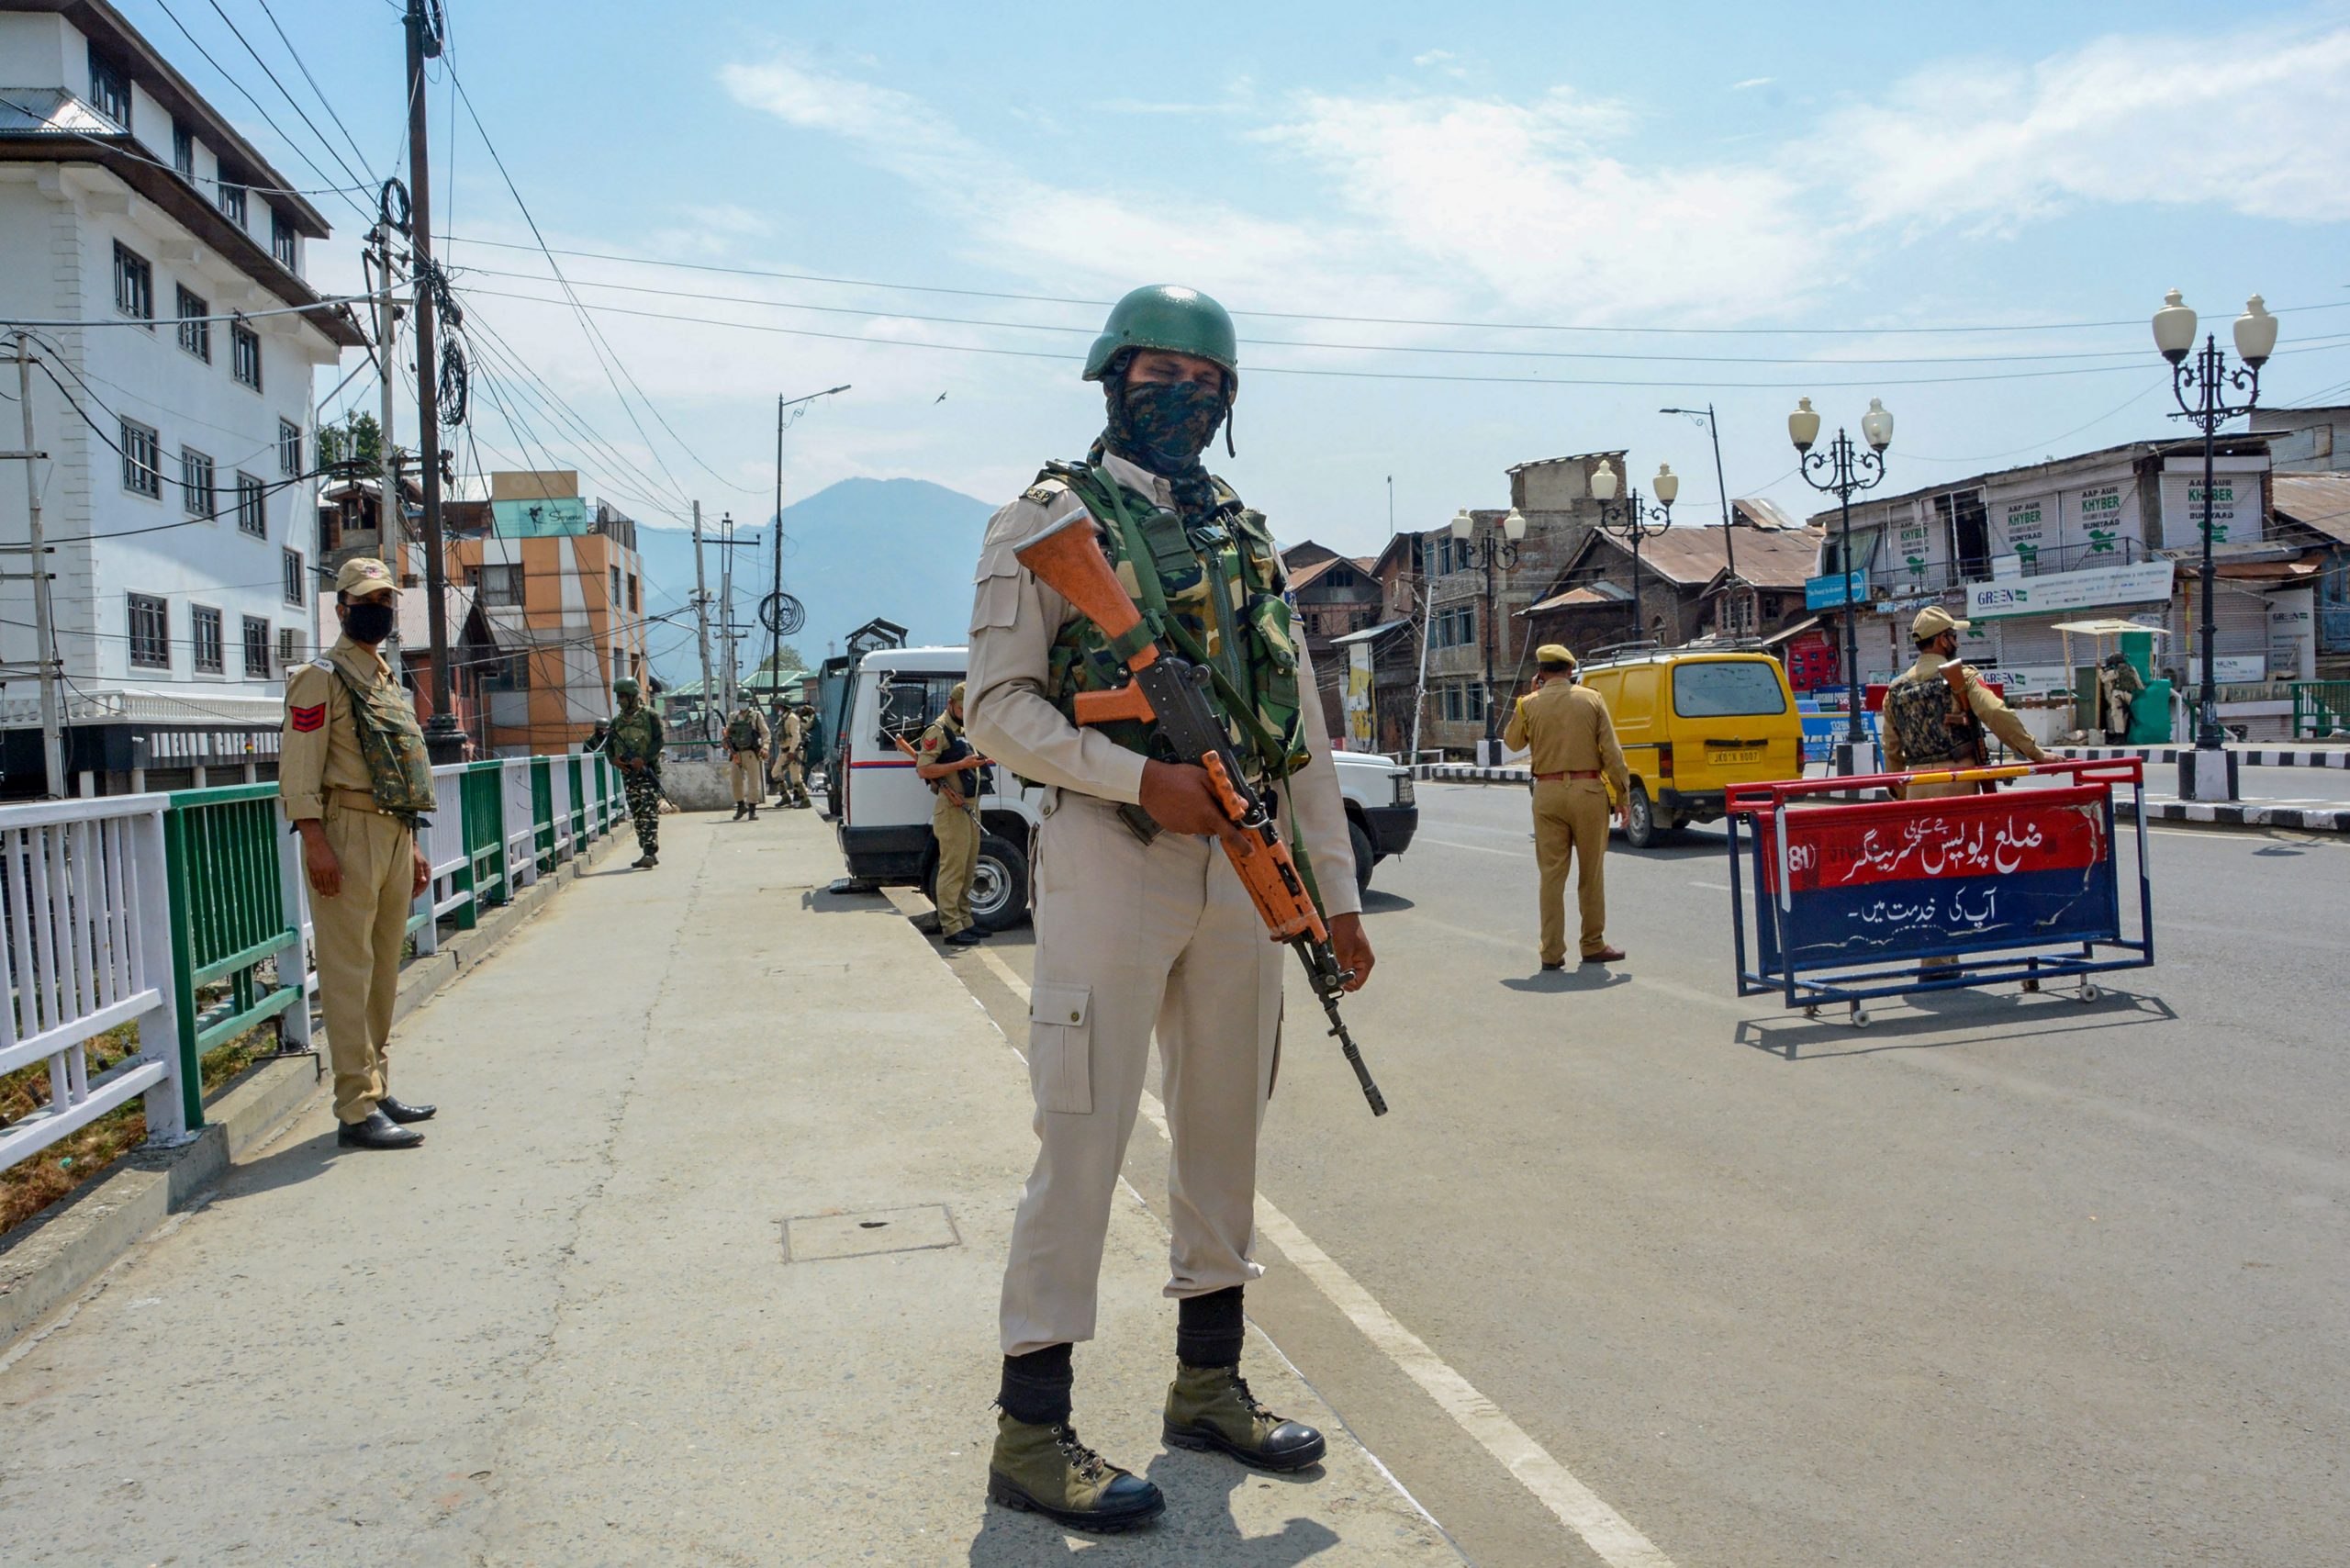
left=1348, top=819, right=1376, bottom=896
left=969, top=831, right=1031, bottom=934
left=1624, top=782, right=1658, bottom=849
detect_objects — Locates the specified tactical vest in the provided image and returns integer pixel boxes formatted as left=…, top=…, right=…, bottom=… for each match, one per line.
left=726, top=712, right=759, bottom=752
left=326, top=659, right=436, bottom=823
left=1884, top=667, right=1968, bottom=767
left=609, top=705, right=660, bottom=767
left=1036, top=461, right=1306, bottom=787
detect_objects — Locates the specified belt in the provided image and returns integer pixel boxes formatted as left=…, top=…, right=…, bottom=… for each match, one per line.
left=1535, top=769, right=1601, bottom=781
left=328, top=787, right=387, bottom=813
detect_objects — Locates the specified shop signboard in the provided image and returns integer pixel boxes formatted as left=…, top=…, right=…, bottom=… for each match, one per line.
left=1991, top=496, right=2052, bottom=574
left=1892, top=499, right=1938, bottom=593
left=2064, top=482, right=2134, bottom=563
left=1806, top=571, right=1867, bottom=610
left=2267, top=588, right=2316, bottom=681
left=2158, top=457, right=2265, bottom=548
left=1344, top=640, right=1375, bottom=748
left=1964, top=560, right=2174, bottom=621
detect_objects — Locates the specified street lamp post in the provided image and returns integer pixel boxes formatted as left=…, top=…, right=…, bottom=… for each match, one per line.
left=2154, top=289, right=2275, bottom=802
left=1591, top=460, right=1677, bottom=644
left=1789, top=396, right=1895, bottom=772
left=1449, top=506, right=1525, bottom=759
left=1662, top=405, right=1739, bottom=622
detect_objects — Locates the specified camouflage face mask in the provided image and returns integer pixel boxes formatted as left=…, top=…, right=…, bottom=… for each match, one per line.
left=1107, top=379, right=1227, bottom=476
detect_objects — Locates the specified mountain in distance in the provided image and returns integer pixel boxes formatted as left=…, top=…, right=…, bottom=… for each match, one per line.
left=632, top=476, right=997, bottom=689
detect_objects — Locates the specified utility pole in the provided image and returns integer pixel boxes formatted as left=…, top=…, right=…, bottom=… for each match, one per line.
left=769, top=397, right=785, bottom=686
left=373, top=221, right=400, bottom=576
left=402, top=0, right=461, bottom=761
left=719, top=511, right=734, bottom=716
left=691, top=500, right=715, bottom=744
left=4, top=333, right=65, bottom=797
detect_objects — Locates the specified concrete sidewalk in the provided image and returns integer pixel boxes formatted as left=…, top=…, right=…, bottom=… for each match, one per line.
left=0, top=808, right=1456, bottom=1565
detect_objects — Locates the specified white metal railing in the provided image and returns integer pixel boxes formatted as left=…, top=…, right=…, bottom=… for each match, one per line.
left=409, top=768, right=472, bottom=957
left=0, top=796, right=185, bottom=1172
left=501, top=761, right=540, bottom=888
left=547, top=759, right=576, bottom=864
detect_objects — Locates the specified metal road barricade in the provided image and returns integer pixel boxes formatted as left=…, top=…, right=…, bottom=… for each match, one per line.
left=2291, top=680, right=2350, bottom=740
left=0, top=795, right=187, bottom=1170
left=1725, top=759, right=2154, bottom=1026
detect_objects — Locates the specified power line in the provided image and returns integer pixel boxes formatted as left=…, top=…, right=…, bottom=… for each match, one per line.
left=0, top=295, right=373, bottom=330
left=250, top=0, right=383, bottom=185
left=198, top=0, right=378, bottom=200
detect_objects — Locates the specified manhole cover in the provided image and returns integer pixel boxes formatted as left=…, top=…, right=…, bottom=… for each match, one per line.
left=784, top=1204, right=960, bottom=1262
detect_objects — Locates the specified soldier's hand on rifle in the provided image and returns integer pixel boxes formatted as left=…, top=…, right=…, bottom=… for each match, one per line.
left=1329, top=912, right=1374, bottom=991
left=1139, top=759, right=1250, bottom=853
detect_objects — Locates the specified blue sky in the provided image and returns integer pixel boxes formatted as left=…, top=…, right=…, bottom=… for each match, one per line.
left=123, top=0, right=2350, bottom=561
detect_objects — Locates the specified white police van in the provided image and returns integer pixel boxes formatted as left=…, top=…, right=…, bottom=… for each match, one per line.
left=834, top=645, right=1416, bottom=933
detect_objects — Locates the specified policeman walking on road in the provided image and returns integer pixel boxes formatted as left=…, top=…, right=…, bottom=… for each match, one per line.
left=595, top=676, right=665, bottom=868
left=965, top=284, right=1372, bottom=1533
left=723, top=701, right=769, bottom=821
left=279, top=556, right=438, bottom=1151
left=914, top=682, right=986, bottom=947
left=772, top=700, right=813, bottom=809
left=1503, top=645, right=1631, bottom=969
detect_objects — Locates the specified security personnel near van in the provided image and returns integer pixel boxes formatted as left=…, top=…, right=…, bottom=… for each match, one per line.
left=279, top=556, right=437, bottom=1151
left=914, top=682, right=987, bottom=947
left=1504, top=645, right=1632, bottom=969
left=723, top=702, right=769, bottom=821
left=965, top=284, right=1371, bottom=1533
left=772, top=700, right=813, bottom=809
left=595, top=676, right=665, bottom=868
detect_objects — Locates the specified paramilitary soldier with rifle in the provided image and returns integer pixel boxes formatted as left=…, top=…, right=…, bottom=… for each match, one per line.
left=965, top=283, right=1376, bottom=1533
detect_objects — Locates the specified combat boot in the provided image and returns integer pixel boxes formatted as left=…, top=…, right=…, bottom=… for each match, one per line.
left=732, top=803, right=746, bottom=821
left=632, top=852, right=658, bottom=869
left=746, top=803, right=758, bottom=821
left=986, top=1415, right=1164, bottom=1532
left=1162, top=1363, right=1326, bottom=1472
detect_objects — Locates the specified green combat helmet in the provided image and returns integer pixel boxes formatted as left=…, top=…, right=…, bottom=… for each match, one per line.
left=1083, top=285, right=1239, bottom=396
left=612, top=676, right=640, bottom=700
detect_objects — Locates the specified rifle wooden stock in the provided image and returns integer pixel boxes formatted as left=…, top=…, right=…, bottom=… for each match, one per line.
left=1014, top=514, right=1161, bottom=671
left=893, top=731, right=969, bottom=810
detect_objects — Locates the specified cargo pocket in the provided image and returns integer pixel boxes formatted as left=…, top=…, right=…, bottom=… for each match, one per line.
left=970, top=543, right=1024, bottom=633
left=1027, top=982, right=1093, bottom=1114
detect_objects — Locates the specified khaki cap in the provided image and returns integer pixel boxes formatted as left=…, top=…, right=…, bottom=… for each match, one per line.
left=949, top=681, right=968, bottom=704
left=1535, top=644, right=1577, bottom=666
left=1911, top=605, right=1968, bottom=642
left=334, top=555, right=399, bottom=598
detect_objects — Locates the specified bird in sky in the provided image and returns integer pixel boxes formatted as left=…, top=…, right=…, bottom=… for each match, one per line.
left=934, top=392, right=948, bottom=404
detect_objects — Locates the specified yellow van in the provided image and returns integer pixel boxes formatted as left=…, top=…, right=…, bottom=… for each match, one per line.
left=1575, top=650, right=1804, bottom=847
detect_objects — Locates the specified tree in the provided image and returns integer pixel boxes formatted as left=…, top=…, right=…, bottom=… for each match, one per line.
left=317, top=412, right=380, bottom=472
left=756, top=644, right=807, bottom=674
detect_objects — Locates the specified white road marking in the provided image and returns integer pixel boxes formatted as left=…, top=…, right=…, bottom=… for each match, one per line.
left=1420, top=836, right=1527, bottom=857
left=1688, top=879, right=1732, bottom=891
left=971, top=944, right=1676, bottom=1568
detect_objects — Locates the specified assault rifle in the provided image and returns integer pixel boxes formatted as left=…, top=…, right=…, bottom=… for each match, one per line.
left=1014, top=514, right=1389, bottom=1117
left=1939, top=660, right=1995, bottom=779
left=894, top=731, right=982, bottom=811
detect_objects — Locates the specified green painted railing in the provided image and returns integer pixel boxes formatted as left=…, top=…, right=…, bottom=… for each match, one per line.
left=530, top=757, right=556, bottom=871
left=160, top=783, right=307, bottom=1131
left=2291, top=680, right=2350, bottom=739
left=460, top=761, right=510, bottom=914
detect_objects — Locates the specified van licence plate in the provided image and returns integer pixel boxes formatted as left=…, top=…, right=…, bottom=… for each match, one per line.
left=1711, top=747, right=1762, bottom=764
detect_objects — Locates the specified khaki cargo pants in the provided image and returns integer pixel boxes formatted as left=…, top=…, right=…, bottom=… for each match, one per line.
left=1533, top=777, right=1611, bottom=964
left=312, top=796, right=414, bottom=1123
left=999, top=794, right=1283, bottom=1358
left=932, top=795, right=981, bottom=937
left=728, top=750, right=764, bottom=804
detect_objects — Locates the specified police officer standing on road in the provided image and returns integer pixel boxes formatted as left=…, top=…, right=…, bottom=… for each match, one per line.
left=594, top=676, right=665, bottom=868
left=914, top=682, right=986, bottom=947
left=965, top=284, right=1372, bottom=1533
left=1504, top=645, right=1632, bottom=969
left=279, top=556, right=438, bottom=1151
left=723, top=701, right=769, bottom=821
left=772, top=700, right=813, bottom=809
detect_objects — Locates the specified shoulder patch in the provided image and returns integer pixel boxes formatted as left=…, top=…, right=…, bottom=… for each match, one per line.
left=1023, top=481, right=1065, bottom=506
left=290, top=702, right=326, bottom=734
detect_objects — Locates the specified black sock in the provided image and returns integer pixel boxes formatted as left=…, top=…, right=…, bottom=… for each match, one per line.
left=999, top=1343, right=1073, bottom=1426
left=1177, top=1285, right=1246, bottom=1369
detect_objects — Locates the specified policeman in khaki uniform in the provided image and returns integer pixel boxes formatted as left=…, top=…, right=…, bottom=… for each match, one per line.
left=771, top=700, right=812, bottom=809
left=967, top=284, right=1372, bottom=1533
left=914, top=682, right=986, bottom=946
left=279, top=556, right=438, bottom=1151
left=722, top=702, right=769, bottom=820
left=1504, top=645, right=1632, bottom=969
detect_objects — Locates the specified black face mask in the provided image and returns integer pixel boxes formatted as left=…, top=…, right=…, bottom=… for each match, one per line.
left=1106, top=379, right=1227, bottom=476
left=342, top=600, right=396, bottom=644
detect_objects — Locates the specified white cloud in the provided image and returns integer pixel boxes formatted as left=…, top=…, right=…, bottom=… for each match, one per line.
left=1731, top=77, right=1774, bottom=91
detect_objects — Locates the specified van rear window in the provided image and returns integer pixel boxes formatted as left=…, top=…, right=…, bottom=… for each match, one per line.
left=1673, top=661, right=1787, bottom=717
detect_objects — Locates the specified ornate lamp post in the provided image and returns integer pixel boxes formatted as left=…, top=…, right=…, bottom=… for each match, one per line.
left=1449, top=505, right=1525, bottom=757
left=2154, top=289, right=2276, bottom=801
left=1591, top=459, right=1677, bottom=644
left=1790, top=396, right=1894, bottom=771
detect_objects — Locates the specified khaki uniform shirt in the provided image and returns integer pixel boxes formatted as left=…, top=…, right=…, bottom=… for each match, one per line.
left=725, top=709, right=771, bottom=757
left=1504, top=678, right=1631, bottom=801
left=778, top=710, right=805, bottom=753
left=1880, top=651, right=2049, bottom=770
left=279, top=635, right=393, bottom=823
left=964, top=449, right=1362, bottom=919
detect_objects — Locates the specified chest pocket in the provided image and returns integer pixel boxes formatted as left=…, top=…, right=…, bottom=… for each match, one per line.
left=1026, top=983, right=1092, bottom=1114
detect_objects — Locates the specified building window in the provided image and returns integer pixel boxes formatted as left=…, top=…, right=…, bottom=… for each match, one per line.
left=180, top=447, right=216, bottom=518
left=113, top=241, right=152, bottom=323
left=172, top=118, right=195, bottom=177
left=191, top=605, right=224, bottom=674
left=230, top=324, right=263, bottom=391
left=278, top=419, right=301, bottom=476
left=88, top=45, right=129, bottom=129
left=270, top=207, right=297, bottom=270
left=476, top=564, right=523, bottom=607
left=120, top=419, right=162, bottom=498
left=628, top=574, right=640, bottom=613
left=277, top=627, right=303, bottom=672
left=129, top=594, right=170, bottom=669
left=218, top=179, right=247, bottom=227
left=236, top=472, right=265, bottom=536
left=1466, top=682, right=1486, bottom=722
left=610, top=565, right=621, bottom=604
left=242, top=617, right=271, bottom=678
left=283, top=547, right=306, bottom=605
left=175, top=285, right=211, bottom=360
left=483, top=654, right=529, bottom=692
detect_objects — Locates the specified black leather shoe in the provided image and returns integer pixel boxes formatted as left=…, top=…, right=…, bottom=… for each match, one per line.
left=632, top=853, right=658, bottom=869
left=338, top=1109, right=423, bottom=1150
left=746, top=806, right=758, bottom=821
left=946, top=928, right=985, bottom=946
left=378, top=1095, right=436, bottom=1124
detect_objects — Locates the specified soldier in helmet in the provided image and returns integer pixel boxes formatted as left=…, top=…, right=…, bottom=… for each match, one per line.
left=722, top=700, right=770, bottom=821
left=771, top=700, right=813, bottom=809
left=594, top=675, right=665, bottom=868
left=964, top=285, right=1373, bottom=1531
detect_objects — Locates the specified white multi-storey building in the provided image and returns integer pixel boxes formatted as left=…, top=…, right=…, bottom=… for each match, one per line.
left=0, top=0, right=364, bottom=794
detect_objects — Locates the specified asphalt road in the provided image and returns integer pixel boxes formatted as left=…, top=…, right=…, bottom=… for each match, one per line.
left=949, top=787, right=2349, bottom=1567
